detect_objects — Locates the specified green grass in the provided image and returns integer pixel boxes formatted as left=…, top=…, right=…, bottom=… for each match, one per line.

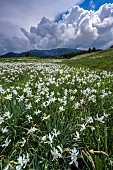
left=0, top=51, right=113, bottom=169
left=62, top=49, right=113, bottom=71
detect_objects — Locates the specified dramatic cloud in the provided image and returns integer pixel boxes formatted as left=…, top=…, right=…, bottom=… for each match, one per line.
left=20, top=3, right=113, bottom=50
left=0, top=33, right=30, bottom=55
left=0, top=0, right=84, bottom=54
left=0, top=2, right=113, bottom=54
left=0, top=0, right=84, bottom=32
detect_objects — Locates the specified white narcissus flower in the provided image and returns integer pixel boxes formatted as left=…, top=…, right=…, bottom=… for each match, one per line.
left=80, top=124, right=86, bottom=131
left=96, top=114, right=105, bottom=123
left=2, top=138, right=11, bottom=147
left=73, top=131, right=80, bottom=140
left=69, top=147, right=79, bottom=167
left=42, top=115, right=50, bottom=120
left=99, top=116, right=105, bottom=123
left=27, top=127, right=37, bottom=134
left=34, top=110, right=41, bottom=115
left=26, top=103, right=32, bottom=110
left=41, top=135, right=47, bottom=143
left=48, top=133, right=54, bottom=146
left=103, top=112, right=108, bottom=118
left=21, top=137, right=26, bottom=147
left=23, top=153, right=29, bottom=168
left=3, top=111, right=12, bottom=119
left=0, top=116, right=4, bottom=124
left=91, top=126, right=95, bottom=131
left=16, top=153, right=29, bottom=170
left=17, top=95, right=25, bottom=102
left=0, top=85, right=5, bottom=93
left=5, top=94, right=12, bottom=100
left=87, top=116, right=93, bottom=124
left=1, top=127, right=8, bottom=133
left=52, top=129, right=60, bottom=137
left=12, top=89, right=18, bottom=95
left=57, top=145, right=63, bottom=153
left=26, top=115, right=33, bottom=122
left=16, top=165, right=21, bottom=170
left=51, top=148, right=62, bottom=160
left=4, top=164, right=12, bottom=170
left=59, top=106, right=65, bottom=112
left=75, top=102, right=80, bottom=109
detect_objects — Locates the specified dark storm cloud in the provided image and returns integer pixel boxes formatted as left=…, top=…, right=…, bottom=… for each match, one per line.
left=0, top=33, right=30, bottom=54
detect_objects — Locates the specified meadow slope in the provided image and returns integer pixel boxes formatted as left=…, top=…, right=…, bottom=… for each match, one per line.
left=0, top=50, right=113, bottom=170
left=63, top=49, right=113, bottom=71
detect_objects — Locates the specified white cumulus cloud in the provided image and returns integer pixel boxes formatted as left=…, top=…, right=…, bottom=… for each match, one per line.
left=20, top=3, right=113, bottom=50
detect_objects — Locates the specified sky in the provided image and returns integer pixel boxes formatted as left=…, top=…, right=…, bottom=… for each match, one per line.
left=0, top=0, right=113, bottom=54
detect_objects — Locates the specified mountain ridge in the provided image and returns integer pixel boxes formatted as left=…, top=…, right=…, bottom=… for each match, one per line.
left=0, top=48, right=80, bottom=58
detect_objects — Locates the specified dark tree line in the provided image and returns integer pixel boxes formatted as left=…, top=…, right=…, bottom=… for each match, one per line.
left=88, top=47, right=96, bottom=52
left=88, top=47, right=102, bottom=53
left=24, top=52, right=31, bottom=57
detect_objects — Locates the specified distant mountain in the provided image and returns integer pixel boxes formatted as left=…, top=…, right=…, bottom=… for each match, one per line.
left=0, top=48, right=80, bottom=58
left=0, top=52, right=24, bottom=58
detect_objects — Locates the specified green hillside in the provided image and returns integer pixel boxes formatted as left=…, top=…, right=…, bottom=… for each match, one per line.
left=62, top=49, right=113, bottom=71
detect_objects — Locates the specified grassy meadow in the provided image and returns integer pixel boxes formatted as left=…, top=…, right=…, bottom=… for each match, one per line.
left=0, top=50, right=113, bottom=170
left=63, top=49, right=113, bottom=71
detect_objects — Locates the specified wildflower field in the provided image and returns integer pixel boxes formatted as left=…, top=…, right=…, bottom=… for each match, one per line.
left=0, top=57, right=113, bottom=170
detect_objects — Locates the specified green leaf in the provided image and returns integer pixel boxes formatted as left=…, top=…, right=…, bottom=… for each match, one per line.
left=94, top=155, right=104, bottom=170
